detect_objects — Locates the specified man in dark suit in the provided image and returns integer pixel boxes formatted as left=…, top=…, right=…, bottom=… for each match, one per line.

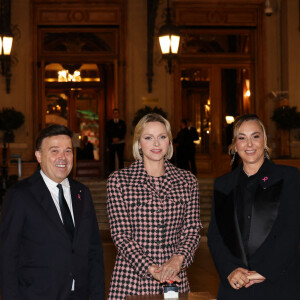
left=0, top=125, right=105, bottom=300
left=106, top=108, right=127, bottom=173
left=186, top=118, right=199, bottom=175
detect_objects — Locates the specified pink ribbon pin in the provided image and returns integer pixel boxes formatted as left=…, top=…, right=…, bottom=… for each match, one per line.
left=262, top=177, right=268, bottom=182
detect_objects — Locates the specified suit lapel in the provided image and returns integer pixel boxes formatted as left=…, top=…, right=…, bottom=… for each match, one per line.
left=69, top=178, right=83, bottom=233
left=247, top=161, right=282, bottom=256
left=233, top=186, right=248, bottom=267
left=29, top=170, right=69, bottom=241
left=214, top=165, right=248, bottom=266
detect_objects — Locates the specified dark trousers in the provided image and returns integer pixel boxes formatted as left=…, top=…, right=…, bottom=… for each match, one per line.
left=188, top=147, right=197, bottom=175
left=109, top=143, right=125, bottom=173
left=177, top=146, right=197, bottom=175
left=176, top=146, right=189, bottom=171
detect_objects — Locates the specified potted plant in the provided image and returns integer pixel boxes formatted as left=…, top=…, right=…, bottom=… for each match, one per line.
left=0, top=107, right=25, bottom=201
left=132, top=106, right=168, bottom=128
left=271, top=105, right=300, bottom=157
left=0, top=107, right=25, bottom=145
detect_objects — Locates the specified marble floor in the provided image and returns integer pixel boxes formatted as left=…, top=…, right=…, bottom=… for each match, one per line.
left=101, top=233, right=220, bottom=299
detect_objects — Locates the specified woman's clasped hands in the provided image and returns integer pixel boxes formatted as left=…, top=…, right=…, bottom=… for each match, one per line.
left=148, top=254, right=184, bottom=283
left=227, top=268, right=266, bottom=290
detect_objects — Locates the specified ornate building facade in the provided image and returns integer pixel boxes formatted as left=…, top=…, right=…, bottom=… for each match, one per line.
left=1, top=0, right=299, bottom=177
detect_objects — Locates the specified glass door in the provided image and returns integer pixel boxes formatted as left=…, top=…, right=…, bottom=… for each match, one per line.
left=179, top=64, right=253, bottom=177
left=45, top=88, right=102, bottom=161
left=74, top=89, right=100, bottom=161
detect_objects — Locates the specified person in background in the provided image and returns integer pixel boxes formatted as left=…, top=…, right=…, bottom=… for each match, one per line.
left=186, top=118, right=199, bottom=175
left=78, top=135, right=94, bottom=160
left=106, top=108, right=127, bottom=173
left=173, top=119, right=190, bottom=171
left=207, top=114, right=300, bottom=300
left=0, top=125, right=105, bottom=300
left=107, top=113, right=202, bottom=300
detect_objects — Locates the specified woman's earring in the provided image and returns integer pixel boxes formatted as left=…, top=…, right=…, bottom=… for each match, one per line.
left=230, top=151, right=236, bottom=166
left=139, top=148, right=143, bottom=156
left=264, top=148, right=270, bottom=159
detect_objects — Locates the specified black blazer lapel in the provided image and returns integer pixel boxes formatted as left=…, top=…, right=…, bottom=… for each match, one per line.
left=214, top=188, right=248, bottom=266
left=69, top=179, right=84, bottom=234
left=28, top=171, right=69, bottom=241
left=214, top=165, right=248, bottom=266
left=233, top=186, right=248, bottom=267
left=248, top=163, right=282, bottom=257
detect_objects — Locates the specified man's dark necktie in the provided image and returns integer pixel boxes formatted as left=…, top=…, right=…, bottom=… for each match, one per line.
left=57, top=184, right=75, bottom=241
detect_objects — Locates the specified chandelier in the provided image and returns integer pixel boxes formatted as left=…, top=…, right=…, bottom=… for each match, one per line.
left=58, top=70, right=82, bottom=82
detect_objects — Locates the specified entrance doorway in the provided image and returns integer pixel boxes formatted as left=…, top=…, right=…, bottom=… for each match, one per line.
left=44, top=63, right=107, bottom=177
left=177, top=64, right=253, bottom=177
left=174, top=25, right=258, bottom=177
left=33, top=22, right=122, bottom=179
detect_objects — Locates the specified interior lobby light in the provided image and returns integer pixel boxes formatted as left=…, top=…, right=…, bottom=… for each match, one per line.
left=158, top=0, right=180, bottom=73
left=225, top=116, right=235, bottom=124
left=245, top=79, right=251, bottom=97
left=58, top=69, right=82, bottom=82
left=0, top=0, right=14, bottom=93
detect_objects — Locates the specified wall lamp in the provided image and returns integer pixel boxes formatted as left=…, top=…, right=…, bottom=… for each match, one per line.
left=158, top=0, right=180, bottom=74
left=0, top=0, right=14, bottom=93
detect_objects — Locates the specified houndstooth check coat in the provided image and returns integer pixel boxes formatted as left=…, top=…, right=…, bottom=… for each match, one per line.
left=106, top=159, right=202, bottom=299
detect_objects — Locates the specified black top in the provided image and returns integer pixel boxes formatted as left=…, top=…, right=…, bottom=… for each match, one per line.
left=207, top=159, right=300, bottom=300
left=236, top=160, right=266, bottom=258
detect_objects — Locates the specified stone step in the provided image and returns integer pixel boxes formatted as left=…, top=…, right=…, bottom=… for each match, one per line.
left=200, top=214, right=211, bottom=222
left=96, top=214, right=109, bottom=221
left=199, top=190, right=213, bottom=195
left=200, top=202, right=212, bottom=209
left=200, top=198, right=212, bottom=205
left=202, top=221, right=210, bottom=228
left=91, top=194, right=106, bottom=199
left=84, top=186, right=107, bottom=192
left=200, top=207, right=212, bottom=215
left=95, top=207, right=107, bottom=213
left=201, top=222, right=210, bottom=235
left=92, top=200, right=106, bottom=206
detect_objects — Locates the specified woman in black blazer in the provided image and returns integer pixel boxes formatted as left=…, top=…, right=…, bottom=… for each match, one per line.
left=207, top=114, right=300, bottom=300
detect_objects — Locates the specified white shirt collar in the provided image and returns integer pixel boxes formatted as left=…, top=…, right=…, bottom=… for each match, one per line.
left=40, top=170, right=70, bottom=188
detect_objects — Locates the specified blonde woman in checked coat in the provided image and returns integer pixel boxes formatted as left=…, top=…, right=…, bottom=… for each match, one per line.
left=107, top=113, right=202, bottom=300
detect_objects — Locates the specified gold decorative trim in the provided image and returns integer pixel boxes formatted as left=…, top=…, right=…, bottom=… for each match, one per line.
left=175, top=8, right=258, bottom=27
left=37, top=7, right=121, bottom=25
